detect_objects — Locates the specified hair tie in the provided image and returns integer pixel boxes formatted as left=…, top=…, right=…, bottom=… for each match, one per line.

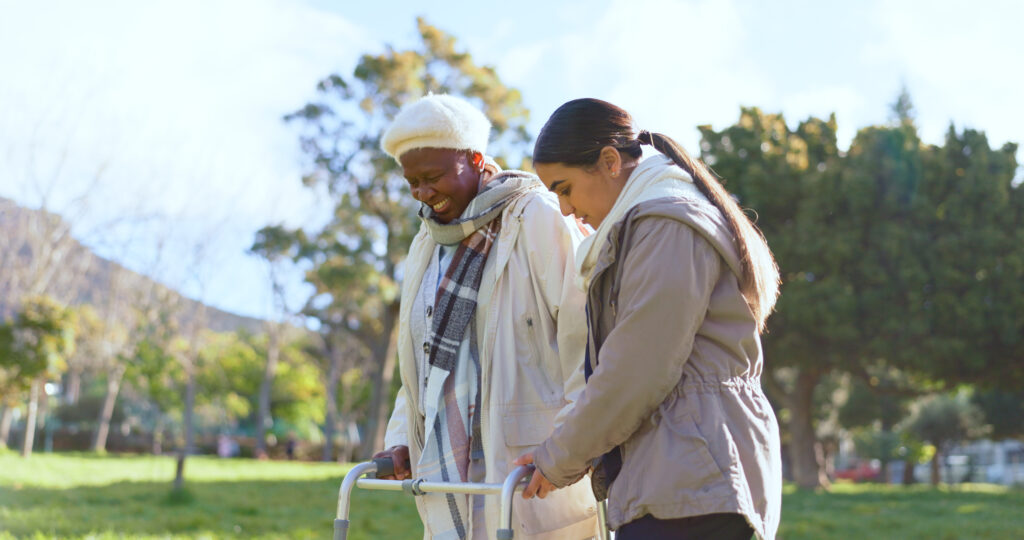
left=637, top=130, right=653, bottom=145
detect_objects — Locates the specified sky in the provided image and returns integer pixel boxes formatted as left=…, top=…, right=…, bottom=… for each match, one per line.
left=0, top=0, right=1021, bottom=321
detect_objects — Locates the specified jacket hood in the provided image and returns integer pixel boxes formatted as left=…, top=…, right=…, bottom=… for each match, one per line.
left=627, top=196, right=743, bottom=280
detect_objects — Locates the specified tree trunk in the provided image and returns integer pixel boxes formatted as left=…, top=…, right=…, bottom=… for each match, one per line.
left=64, top=367, right=82, bottom=405
left=174, top=359, right=196, bottom=490
left=902, top=458, right=916, bottom=485
left=184, top=367, right=196, bottom=454
left=787, top=369, right=830, bottom=490
left=360, top=306, right=399, bottom=459
left=37, top=388, right=50, bottom=451
left=255, top=323, right=280, bottom=458
left=21, top=378, right=40, bottom=457
left=173, top=453, right=186, bottom=491
left=92, top=364, right=126, bottom=453
left=337, top=374, right=359, bottom=463
left=322, top=336, right=343, bottom=462
left=0, top=406, right=13, bottom=447
left=930, top=450, right=941, bottom=486
left=152, top=415, right=164, bottom=455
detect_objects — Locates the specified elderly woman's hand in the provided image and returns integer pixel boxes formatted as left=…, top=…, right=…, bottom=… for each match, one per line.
left=513, top=452, right=558, bottom=499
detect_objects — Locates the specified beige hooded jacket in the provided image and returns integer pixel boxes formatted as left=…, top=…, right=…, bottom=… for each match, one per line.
left=533, top=196, right=782, bottom=540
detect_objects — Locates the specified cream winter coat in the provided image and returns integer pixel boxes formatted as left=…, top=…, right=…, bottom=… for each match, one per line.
left=385, top=187, right=601, bottom=539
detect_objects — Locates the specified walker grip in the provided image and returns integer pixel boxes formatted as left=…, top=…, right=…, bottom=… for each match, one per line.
left=372, top=456, right=410, bottom=478
left=373, top=457, right=395, bottom=478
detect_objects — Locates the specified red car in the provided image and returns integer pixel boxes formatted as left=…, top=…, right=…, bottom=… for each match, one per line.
left=835, top=462, right=881, bottom=482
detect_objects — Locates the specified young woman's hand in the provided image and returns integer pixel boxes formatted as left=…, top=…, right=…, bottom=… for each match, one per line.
left=513, top=452, right=558, bottom=499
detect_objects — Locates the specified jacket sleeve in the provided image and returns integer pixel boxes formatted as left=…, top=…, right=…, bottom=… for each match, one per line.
left=520, top=193, right=589, bottom=428
left=383, top=388, right=409, bottom=449
left=533, top=218, right=721, bottom=487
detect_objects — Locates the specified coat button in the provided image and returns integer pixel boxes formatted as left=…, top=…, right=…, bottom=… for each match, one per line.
left=426, top=306, right=433, bottom=317
left=423, top=342, right=430, bottom=353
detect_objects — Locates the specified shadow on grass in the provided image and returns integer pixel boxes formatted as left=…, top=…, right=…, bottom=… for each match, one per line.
left=0, top=477, right=423, bottom=540
left=779, top=483, right=1024, bottom=540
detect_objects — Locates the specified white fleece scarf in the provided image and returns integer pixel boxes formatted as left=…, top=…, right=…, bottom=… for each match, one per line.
left=575, top=155, right=707, bottom=291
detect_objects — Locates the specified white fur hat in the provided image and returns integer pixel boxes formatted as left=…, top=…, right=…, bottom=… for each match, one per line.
left=381, top=94, right=492, bottom=160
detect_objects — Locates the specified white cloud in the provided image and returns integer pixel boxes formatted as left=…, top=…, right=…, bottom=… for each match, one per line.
left=479, top=0, right=1021, bottom=152
left=483, top=0, right=764, bottom=150
left=870, top=0, right=1024, bottom=147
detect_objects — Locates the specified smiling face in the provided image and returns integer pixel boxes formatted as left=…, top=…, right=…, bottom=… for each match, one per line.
left=535, top=147, right=632, bottom=228
left=399, top=148, right=482, bottom=224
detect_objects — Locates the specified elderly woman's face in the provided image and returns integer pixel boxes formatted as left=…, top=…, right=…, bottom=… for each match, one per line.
left=400, top=148, right=482, bottom=224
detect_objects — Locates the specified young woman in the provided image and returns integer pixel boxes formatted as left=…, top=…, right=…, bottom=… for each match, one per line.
left=514, top=98, right=783, bottom=540
left=374, top=94, right=601, bottom=539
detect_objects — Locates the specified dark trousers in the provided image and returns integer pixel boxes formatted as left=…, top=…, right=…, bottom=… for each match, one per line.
left=616, top=512, right=754, bottom=540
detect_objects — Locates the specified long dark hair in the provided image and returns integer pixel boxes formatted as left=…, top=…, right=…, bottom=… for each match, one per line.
left=534, top=98, right=780, bottom=331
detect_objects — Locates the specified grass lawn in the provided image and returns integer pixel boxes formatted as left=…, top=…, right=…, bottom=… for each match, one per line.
left=0, top=451, right=420, bottom=539
left=2, top=452, right=1023, bottom=539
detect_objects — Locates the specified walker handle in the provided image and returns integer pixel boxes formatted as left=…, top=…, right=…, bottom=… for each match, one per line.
left=372, top=456, right=410, bottom=478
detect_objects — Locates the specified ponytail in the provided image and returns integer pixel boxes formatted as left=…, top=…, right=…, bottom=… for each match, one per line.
left=638, top=130, right=779, bottom=331
left=535, top=98, right=780, bottom=331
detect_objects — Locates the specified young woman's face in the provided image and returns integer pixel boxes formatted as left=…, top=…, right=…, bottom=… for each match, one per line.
left=535, top=162, right=623, bottom=227
left=400, top=148, right=482, bottom=224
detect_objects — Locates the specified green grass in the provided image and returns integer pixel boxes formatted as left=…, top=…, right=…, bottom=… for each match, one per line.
left=0, top=453, right=421, bottom=539
left=780, top=481, right=1024, bottom=539
left=2, top=453, right=1023, bottom=539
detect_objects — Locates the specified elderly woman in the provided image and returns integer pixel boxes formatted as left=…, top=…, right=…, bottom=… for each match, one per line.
left=373, top=94, right=601, bottom=540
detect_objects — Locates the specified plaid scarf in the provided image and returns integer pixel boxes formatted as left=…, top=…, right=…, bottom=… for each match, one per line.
left=416, top=168, right=540, bottom=539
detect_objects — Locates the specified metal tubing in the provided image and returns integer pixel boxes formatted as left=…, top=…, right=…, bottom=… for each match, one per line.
left=352, top=478, right=406, bottom=492
left=336, top=461, right=378, bottom=521
left=497, top=465, right=533, bottom=540
left=337, top=461, right=534, bottom=539
left=353, top=478, right=508, bottom=496
left=407, top=480, right=503, bottom=495
left=333, top=518, right=349, bottom=540
left=597, top=499, right=610, bottom=540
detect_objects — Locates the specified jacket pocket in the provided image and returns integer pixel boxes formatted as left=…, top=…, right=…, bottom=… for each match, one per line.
left=618, top=409, right=726, bottom=505
left=502, top=403, right=561, bottom=447
left=501, top=403, right=598, bottom=535
left=661, top=413, right=726, bottom=486
left=515, top=312, right=562, bottom=401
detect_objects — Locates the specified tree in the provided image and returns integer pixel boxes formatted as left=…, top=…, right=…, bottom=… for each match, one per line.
left=699, top=91, right=1022, bottom=489
left=895, top=431, right=934, bottom=485
left=276, top=17, right=531, bottom=459
left=174, top=287, right=208, bottom=490
left=0, top=199, right=92, bottom=446
left=913, top=127, right=1023, bottom=389
left=838, top=375, right=913, bottom=483
left=254, top=332, right=326, bottom=442
left=903, top=391, right=989, bottom=485
left=248, top=227, right=298, bottom=458
left=0, top=296, right=77, bottom=456
left=124, top=298, right=182, bottom=454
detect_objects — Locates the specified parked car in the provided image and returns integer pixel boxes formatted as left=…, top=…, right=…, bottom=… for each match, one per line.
left=835, top=461, right=881, bottom=482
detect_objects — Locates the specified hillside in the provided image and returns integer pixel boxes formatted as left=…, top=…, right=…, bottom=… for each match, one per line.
left=0, top=196, right=263, bottom=333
